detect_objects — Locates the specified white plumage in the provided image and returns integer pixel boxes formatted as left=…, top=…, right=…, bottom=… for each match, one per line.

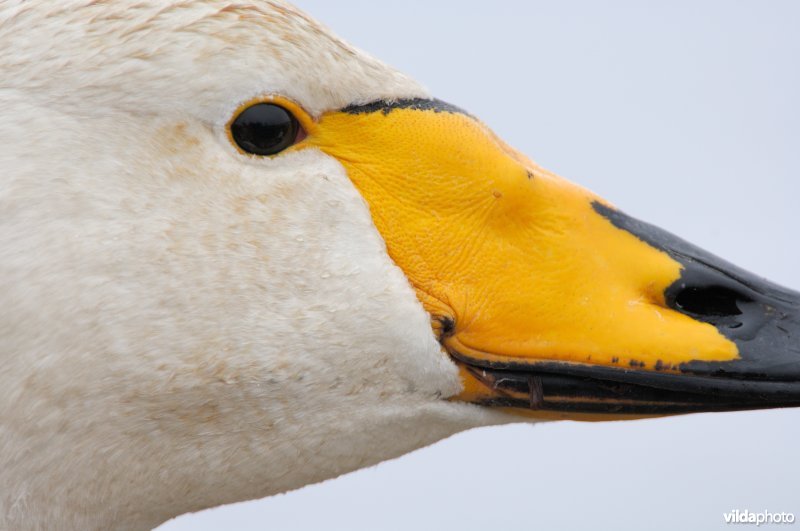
left=0, top=2, right=513, bottom=529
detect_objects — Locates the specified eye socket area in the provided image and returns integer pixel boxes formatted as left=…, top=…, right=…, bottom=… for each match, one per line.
left=227, top=98, right=310, bottom=156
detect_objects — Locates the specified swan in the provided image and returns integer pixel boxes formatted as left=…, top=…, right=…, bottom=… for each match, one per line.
left=1, top=1, right=798, bottom=529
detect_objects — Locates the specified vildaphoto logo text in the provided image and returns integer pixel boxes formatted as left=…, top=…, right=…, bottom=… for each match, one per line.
left=724, top=510, right=795, bottom=526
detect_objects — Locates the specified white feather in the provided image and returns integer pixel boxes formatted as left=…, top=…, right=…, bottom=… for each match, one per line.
left=0, top=1, right=518, bottom=529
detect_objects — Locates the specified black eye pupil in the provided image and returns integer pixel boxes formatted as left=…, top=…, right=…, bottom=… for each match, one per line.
left=230, top=103, right=299, bottom=156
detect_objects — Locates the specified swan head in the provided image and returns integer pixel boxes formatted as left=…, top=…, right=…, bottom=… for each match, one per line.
left=1, top=1, right=798, bottom=528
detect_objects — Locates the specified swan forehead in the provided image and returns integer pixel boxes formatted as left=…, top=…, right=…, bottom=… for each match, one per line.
left=1, top=0, right=427, bottom=117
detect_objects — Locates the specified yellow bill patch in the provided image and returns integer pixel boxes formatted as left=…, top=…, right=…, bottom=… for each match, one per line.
left=304, top=100, right=738, bottom=373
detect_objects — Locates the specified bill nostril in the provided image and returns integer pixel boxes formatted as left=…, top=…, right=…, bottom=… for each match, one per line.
left=673, top=285, right=747, bottom=317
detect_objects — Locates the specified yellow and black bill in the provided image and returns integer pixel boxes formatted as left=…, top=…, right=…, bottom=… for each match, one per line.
left=302, top=97, right=800, bottom=419
left=455, top=202, right=800, bottom=417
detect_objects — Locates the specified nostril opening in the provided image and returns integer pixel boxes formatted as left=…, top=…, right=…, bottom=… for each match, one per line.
left=673, top=285, right=747, bottom=317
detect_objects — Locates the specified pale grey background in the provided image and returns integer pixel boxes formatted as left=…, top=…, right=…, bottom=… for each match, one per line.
left=159, top=1, right=800, bottom=529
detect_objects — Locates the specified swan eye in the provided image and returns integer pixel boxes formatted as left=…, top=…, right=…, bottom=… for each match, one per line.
left=230, top=103, right=302, bottom=156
